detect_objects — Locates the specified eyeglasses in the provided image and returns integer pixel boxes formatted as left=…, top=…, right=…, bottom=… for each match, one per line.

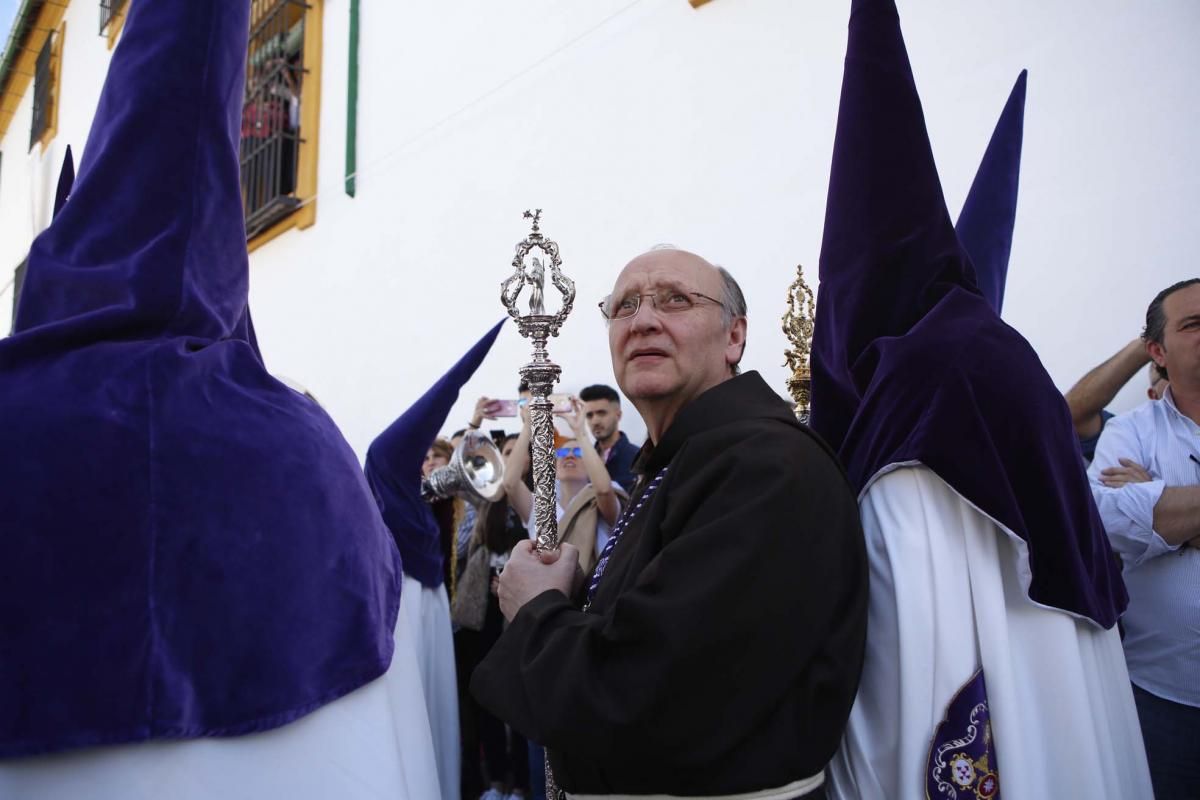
left=598, top=288, right=726, bottom=321
left=555, top=447, right=583, bottom=459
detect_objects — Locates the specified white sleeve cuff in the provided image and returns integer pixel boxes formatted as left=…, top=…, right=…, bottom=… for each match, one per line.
left=1115, top=479, right=1178, bottom=560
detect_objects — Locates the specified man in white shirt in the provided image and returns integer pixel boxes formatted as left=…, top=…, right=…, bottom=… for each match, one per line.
left=1088, top=277, right=1200, bottom=799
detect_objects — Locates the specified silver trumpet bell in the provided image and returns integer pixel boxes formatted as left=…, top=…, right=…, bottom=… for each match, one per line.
left=422, top=430, right=506, bottom=504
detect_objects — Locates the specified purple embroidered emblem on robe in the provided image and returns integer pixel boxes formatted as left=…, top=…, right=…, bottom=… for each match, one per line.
left=926, top=670, right=1000, bottom=800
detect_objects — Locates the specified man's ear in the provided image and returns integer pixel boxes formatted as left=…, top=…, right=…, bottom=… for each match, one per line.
left=1147, top=339, right=1167, bottom=369
left=726, top=317, right=748, bottom=369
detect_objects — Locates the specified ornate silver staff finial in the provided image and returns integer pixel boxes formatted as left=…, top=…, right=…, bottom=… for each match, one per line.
left=783, top=263, right=816, bottom=423
left=499, top=211, right=576, bottom=554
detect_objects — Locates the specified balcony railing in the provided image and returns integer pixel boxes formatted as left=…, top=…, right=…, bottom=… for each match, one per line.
left=99, top=0, right=128, bottom=35
left=241, top=0, right=308, bottom=238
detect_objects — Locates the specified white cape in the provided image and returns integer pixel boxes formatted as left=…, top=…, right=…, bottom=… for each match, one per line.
left=0, top=586, right=443, bottom=800
left=401, top=575, right=461, bottom=800
left=828, top=465, right=1152, bottom=800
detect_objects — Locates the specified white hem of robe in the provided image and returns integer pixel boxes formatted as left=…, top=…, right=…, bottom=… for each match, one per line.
left=400, top=574, right=461, bottom=800
left=0, top=586, right=442, bottom=800
left=827, top=464, right=1152, bottom=800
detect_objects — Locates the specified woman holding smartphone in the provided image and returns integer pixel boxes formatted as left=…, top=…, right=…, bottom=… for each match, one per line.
left=501, top=397, right=625, bottom=576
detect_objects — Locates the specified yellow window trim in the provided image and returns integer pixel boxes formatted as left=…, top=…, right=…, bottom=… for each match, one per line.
left=247, top=0, right=322, bottom=253
left=0, top=0, right=321, bottom=252
left=0, top=0, right=71, bottom=143
left=106, top=1, right=128, bottom=50
left=36, top=18, right=66, bottom=152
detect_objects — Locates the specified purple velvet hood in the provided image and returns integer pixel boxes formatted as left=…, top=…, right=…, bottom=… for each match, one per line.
left=809, top=0, right=1125, bottom=628
left=955, top=71, right=1027, bottom=315
left=366, top=320, right=505, bottom=588
left=0, top=0, right=402, bottom=756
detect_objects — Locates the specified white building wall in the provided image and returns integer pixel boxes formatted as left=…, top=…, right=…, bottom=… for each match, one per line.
left=0, top=77, right=36, bottom=324
left=2, top=0, right=1198, bottom=455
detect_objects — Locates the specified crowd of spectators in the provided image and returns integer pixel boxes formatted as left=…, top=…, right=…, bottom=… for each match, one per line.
left=421, top=382, right=642, bottom=800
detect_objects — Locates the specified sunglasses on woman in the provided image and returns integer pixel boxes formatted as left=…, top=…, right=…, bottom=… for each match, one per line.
left=555, top=447, right=583, bottom=459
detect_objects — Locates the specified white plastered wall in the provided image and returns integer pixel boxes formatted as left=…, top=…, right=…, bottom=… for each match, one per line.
left=1, top=1, right=1197, bottom=455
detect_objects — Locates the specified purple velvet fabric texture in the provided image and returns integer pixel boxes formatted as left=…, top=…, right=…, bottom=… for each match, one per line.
left=955, top=72, right=1026, bottom=315
left=365, top=320, right=505, bottom=588
left=0, top=0, right=401, bottom=757
left=809, top=0, right=1125, bottom=628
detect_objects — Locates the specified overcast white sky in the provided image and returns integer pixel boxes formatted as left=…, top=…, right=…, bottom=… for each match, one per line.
left=0, top=1, right=18, bottom=50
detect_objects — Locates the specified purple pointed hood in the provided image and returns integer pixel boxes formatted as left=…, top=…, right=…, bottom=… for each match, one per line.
left=810, top=0, right=1125, bottom=628
left=955, top=71, right=1027, bottom=314
left=52, top=145, right=74, bottom=219
left=0, top=0, right=401, bottom=757
left=366, top=319, right=506, bottom=587
left=15, top=0, right=251, bottom=341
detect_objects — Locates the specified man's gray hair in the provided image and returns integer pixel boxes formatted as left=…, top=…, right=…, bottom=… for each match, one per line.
left=715, top=265, right=747, bottom=328
left=714, top=266, right=747, bottom=375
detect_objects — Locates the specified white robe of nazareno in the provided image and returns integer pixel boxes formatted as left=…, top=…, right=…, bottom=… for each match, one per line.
left=827, top=465, right=1153, bottom=800
left=0, top=586, right=443, bottom=800
left=401, top=574, right=461, bottom=800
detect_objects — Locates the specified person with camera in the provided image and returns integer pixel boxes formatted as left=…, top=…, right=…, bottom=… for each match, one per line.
left=501, top=397, right=625, bottom=576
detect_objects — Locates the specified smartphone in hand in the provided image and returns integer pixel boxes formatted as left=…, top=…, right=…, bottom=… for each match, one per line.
left=491, top=396, right=571, bottom=415
left=487, top=399, right=519, bottom=417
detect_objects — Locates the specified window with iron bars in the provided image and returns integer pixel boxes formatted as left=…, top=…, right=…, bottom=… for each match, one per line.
left=241, top=0, right=308, bottom=239
left=99, top=0, right=128, bottom=35
left=29, top=33, right=54, bottom=150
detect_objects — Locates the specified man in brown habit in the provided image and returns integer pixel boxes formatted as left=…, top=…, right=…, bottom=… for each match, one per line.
left=472, top=247, right=867, bottom=800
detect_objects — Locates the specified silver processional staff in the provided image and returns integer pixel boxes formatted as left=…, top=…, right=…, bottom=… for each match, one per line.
left=499, top=209, right=576, bottom=553
left=500, top=209, right=576, bottom=800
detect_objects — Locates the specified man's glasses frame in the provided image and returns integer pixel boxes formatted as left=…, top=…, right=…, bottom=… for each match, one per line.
left=598, top=288, right=726, bottom=322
